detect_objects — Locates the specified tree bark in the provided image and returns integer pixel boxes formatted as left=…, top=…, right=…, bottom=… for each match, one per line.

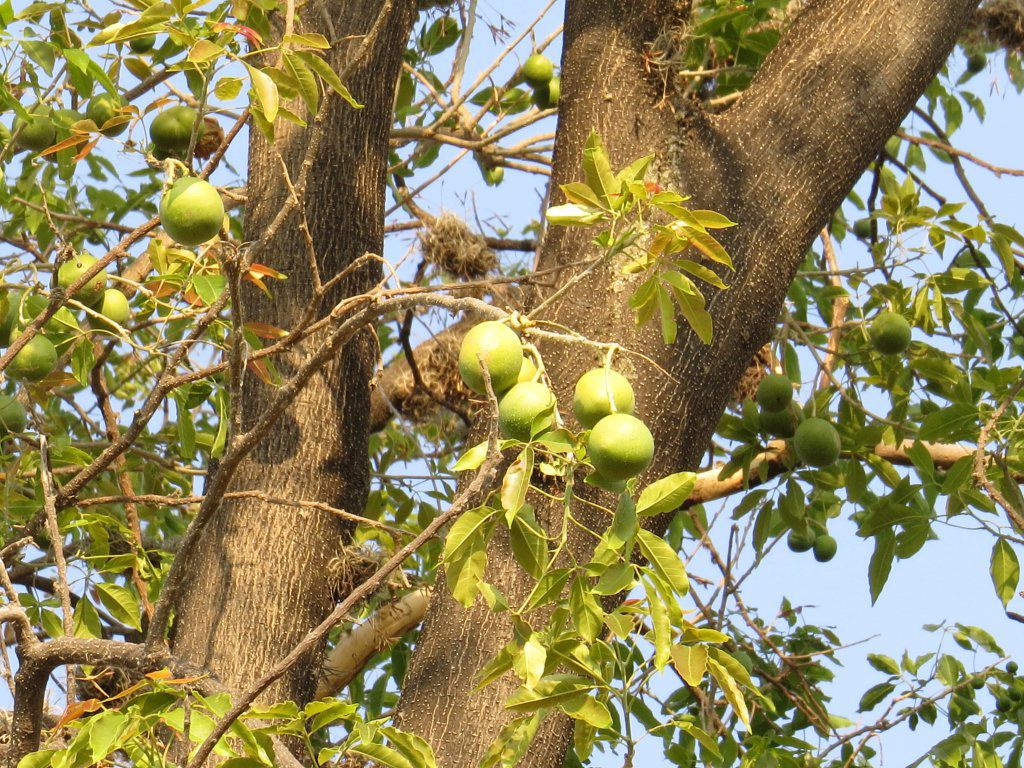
left=396, top=0, right=981, bottom=765
left=170, top=0, right=418, bottom=705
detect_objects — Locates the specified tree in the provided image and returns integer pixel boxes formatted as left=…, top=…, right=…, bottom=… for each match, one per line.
left=0, top=0, right=1022, bottom=767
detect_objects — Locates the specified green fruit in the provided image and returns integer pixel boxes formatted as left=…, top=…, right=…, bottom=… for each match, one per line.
left=793, top=418, right=841, bottom=467
left=813, top=534, right=837, bottom=562
left=997, top=696, right=1013, bottom=713
left=3, top=294, right=78, bottom=350
left=787, top=529, right=815, bottom=553
left=0, top=394, right=26, bottom=434
left=755, top=374, right=792, bottom=412
left=159, top=177, right=225, bottom=246
left=58, top=253, right=107, bottom=306
left=869, top=311, right=912, bottom=355
left=517, top=356, right=538, bottom=383
left=573, top=368, right=635, bottom=429
left=86, top=94, right=127, bottom=137
left=760, top=406, right=797, bottom=438
left=150, top=106, right=201, bottom=154
left=96, top=289, right=131, bottom=328
left=457, top=321, right=523, bottom=395
left=1011, top=689, right=1022, bottom=702
left=967, top=52, right=987, bottom=74
left=129, top=35, right=156, bottom=53
left=13, top=108, right=56, bottom=151
left=497, top=381, right=555, bottom=442
left=972, top=677, right=985, bottom=690
left=482, top=165, right=504, bottom=186
left=1009, top=661, right=1019, bottom=675
left=522, top=54, right=554, bottom=87
left=587, top=413, right=654, bottom=481
left=533, top=76, right=560, bottom=109
left=852, top=218, right=872, bottom=239
left=7, top=334, right=57, bottom=382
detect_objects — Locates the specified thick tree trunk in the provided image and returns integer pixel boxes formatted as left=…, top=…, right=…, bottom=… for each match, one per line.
left=170, top=0, right=417, bottom=704
left=396, top=0, right=980, bottom=765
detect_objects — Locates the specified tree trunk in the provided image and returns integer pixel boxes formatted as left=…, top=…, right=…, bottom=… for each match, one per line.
left=170, top=0, right=417, bottom=705
left=396, top=0, right=980, bottom=765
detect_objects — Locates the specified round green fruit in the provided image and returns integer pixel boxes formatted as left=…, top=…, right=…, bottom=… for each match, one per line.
left=787, top=529, right=815, bottom=553
left=755, top=373, right=792, bottom=412
left=852, top=218, right=872, bottom=239
left=533, top=76, right=560, bottom=110
left=972, top=677, right=985, bottom=690
left=0, top=394, right=26, bottom=434
left=7, top=334, right=58, bottom=382
left=150, top=106, right=201, bottom=154
left=13, top=109, right=56, bottom=151
left=573, top=368, right=635, bottom=429
left=517, top=355, right=538, bottom=383
left=129, top=35, right=156, bottom=53
left=160, top=177, right=225, bottom=247
left=1009, top=661, right=1019, bottom=675
left=793, top=417, right=841, bottom=467
left=498, top=381, right=555, bottom=442
left=458, top=321, right=523, bottom=395
left=813, top=534, right=838, bottom=562
left=587, top=413, right=654, bottom=481
left=1011, top=689, right=1023, bottom=702
left=997, top=697, right=1013, bottom=713
left=58, top=253, right=107, bottom=306
left=967, top=52, right=987, bottom=74
left=96, top=289, right=131, bottom=328
left=521, top=54, right=554, bottom=87
left=86, top=94, right=127, bottom=137
left=869, top=311, right=912, bottom=355
left=760, top=406, right=797, bottom=438
left=482, top=165, right=504, bottom=186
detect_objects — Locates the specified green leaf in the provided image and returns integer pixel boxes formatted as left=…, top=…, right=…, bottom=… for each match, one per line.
left=348, top=742, right=414, bottom=768
left=636, top=472, right=696, bottom=517
left=560, top=695, right=612, bottom=729
left=509, top=507, right=547, bottom=579
left=990, top=538, right=1020, bottom=608
left=215, top=76, right=244, bottom=101
left=569, top=575, right=603, bottom=642
left=684, top=229, right=734, bottom=269
left=859, top=682, right=896, bottom=712
left=297, top=51, right=362, bottom=108
left=452, top=440, right=488, bottom=472
left=501, top=448, right=533, bottom=516
left=676, top=721, right=721, bottom=759
left=443, top=506, right=496, bottom=561
left=94, top=582, right=142, bottom=631
left=520, top=635, right=547, bottom=688
left=479, top=714, right=542, bottom=768
left=88, top=710, right=126, bottom=762
left=581, top=130, right=617, bottom=206
left=670, top=644, right=707, bottom=686
left=868, top=530, right=897, bottom=604
left=636, top=528, right=689, bottom=597
left=188, top=39, right=224, bottom=64
left=245, top=63, right=280, bottom=123
left=918, top=403, right=978, bottom=442
left=505, top=675, right=593, bottom=713
left=707, top=658, right=750, bottom=729
left=866, top=653, right=900, bottom=676
left=545, top=203, right=603, bottom=226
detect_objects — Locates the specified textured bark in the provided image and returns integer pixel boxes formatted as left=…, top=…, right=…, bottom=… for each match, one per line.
left=396, top=0, right=981, bottom=765
left=170, top=0, right=418, bottom=705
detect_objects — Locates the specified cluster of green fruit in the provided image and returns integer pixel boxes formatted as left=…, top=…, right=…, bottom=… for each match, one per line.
left=0, top=256, right=130, bottom=382
left=3, top=92, right=129, bottom=157
left=458, top=321, right=654, bottom=483
left=994, top=661, right=1024, bottom=716
left=520, top=54, right=560, bottom=111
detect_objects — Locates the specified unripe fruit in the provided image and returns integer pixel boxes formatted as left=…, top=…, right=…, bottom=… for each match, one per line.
left=869, top=311, right=912, bottom=355
left=160, top=177, right=225, bottom=246
left=96, top=289, right=131, bottom=327
left=967, top=52, right=986, bottom=74
left=852, top=218, right=872, bottom=239
left=573, top=368, right=635, bottom=429
left=482, top=165, right=504, bottom=186
left=760, top=406, right=797, bottom=438
left=793, top=417, right=841, bottom=467
left=787, top=529, right=815, bottom=553
left=1009, top=661, right=1019, bottom=675
left=86, top=94, right=127, bottom=137
left=972, top=677, right=985, bottom=690
left=129, top=35, right=156, bottom=53
left=997, top=696, right=1012, bottom=713
left=0, top=394, right=26, bottom=434
left=813, top=534, right=837, bottom=562
left=58, top=253, right=107, bottom=307
left=13, top=109, right=56, bottom=151
left=522, top=54, right=554, bottom=87
left=18, top=294, right=78, bottom=349
left=458, top=321, right=523, bottom=395
left=150, top=106, right=202, bottom=155
left=587, top=413, right=654, bottom=481
left=498, top=381, right=555, bottom=442
left=517, top=356, right=538, bottom=383
left=1011, top=689, right=1023, bottom=702
left=533, top=76, right=560, bottom=110
left=7, top=334, right=57, bottom=382
left=755, top=374, right=792, bottom=412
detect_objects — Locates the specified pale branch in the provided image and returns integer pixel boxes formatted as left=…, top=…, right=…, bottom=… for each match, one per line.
left=974, top=377, right=1024, bottom=532
left=315, top=587, right=431, bottom=698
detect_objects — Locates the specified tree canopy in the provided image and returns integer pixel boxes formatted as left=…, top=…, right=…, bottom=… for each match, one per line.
left=0, top=1, right=1023, bottom=768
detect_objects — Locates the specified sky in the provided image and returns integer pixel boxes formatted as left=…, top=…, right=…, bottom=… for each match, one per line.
left=2, top=1, right=1024, bottom=766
